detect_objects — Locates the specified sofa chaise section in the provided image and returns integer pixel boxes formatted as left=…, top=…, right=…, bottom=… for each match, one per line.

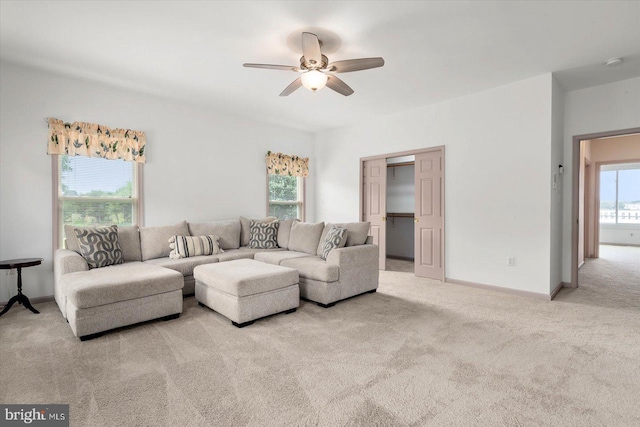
left=60, top=261, right=183, bottom=340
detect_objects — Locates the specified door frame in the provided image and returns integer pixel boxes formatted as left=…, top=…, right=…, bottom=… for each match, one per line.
left=570, top=127, right=640, bottom=288
left=360, top=145, right=445, bottom=280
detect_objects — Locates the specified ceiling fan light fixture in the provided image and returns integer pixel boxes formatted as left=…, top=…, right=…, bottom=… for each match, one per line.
left=300, top=70, right=327, bottom=92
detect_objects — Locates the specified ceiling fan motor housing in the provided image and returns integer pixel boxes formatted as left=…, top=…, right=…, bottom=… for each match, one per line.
left=300, top=54, right=328, bottom=70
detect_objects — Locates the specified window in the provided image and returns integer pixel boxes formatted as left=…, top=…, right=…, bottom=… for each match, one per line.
left=268, top=175, right=304, bottom=220
left=599, top=163, right=640, bottom=224
left=55, top=155, right=142, bottom=248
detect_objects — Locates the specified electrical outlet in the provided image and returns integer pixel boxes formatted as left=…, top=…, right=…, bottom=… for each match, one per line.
left=508, top=257, right=515, bottom=267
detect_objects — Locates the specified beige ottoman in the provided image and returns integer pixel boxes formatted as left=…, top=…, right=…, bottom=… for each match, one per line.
left=194, top=259, right=299, bottom=327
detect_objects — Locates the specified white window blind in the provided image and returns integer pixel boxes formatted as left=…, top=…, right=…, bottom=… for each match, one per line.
left=56, top=155, right=140, bottom=248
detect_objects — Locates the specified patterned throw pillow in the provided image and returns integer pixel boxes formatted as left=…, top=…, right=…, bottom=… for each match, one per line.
left=169, top=235, right=223, bottom=259
left=74, top=225, right=124, bottom=269
left=248, top=220, right=279, bottom=249
left=320, top=226, right=347, bottom=260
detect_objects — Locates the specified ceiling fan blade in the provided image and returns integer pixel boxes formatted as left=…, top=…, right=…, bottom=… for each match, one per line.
left=279, top=78, right=302, bottom=96
left=243, top=63, right=298, bottom=71
left=327, top=57, right=385, bottom=73
left=326, top=75, right=354, bottom=96
left=302, top=32, right=322, bottom=67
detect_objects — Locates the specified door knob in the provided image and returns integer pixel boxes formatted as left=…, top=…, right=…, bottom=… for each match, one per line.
left=414, top=217, right=419, bottom=223
left=382, top=217, right=387, bottom=221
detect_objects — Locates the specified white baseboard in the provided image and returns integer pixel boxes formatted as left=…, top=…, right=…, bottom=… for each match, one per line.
left=445, top=278, right=551, bottom=301
left=550, top=282, right=564, bottom=300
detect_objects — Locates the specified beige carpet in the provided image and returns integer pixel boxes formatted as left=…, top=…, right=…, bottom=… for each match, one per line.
left=1, top=256, right=639, bottom=426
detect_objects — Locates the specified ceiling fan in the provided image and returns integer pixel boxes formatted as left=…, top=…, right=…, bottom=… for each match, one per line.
left=243, top=32, right=384, bottom=97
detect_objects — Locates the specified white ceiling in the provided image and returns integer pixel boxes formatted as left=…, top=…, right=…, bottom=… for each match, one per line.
left=1, top=1, right=639, bottom=133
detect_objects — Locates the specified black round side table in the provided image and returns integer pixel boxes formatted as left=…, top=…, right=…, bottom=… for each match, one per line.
left=0, top=258, right=43, bottom=316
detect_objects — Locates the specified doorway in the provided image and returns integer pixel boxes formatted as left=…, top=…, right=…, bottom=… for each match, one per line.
left=571, top=128, right=640, bottom=288
left=386, top=155, right=416, bottom=273
left=360, top=146, right=445, bottom=281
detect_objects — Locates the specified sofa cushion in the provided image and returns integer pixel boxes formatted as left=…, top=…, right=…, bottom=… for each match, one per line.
left=277, top=218, right=299, bottom=249
left=238, top=247, right=287, bottom=254
left=66, top=225, right=142, bottom=262
left=144, top=255, right=219, bottom=277
left=239, top=216, right=277, bottom=246
left=74, top=225, right=124, bottom=269
left=214, top=249, right=256, bottom=262
left=288, top=221, right=325, bottom=255
left=280, top=256, right=339, bottom=283
left=188, top=220, right=241, bottom=250
left=62, top=262, right=183, bottom=309
left=140, top=221, right=189, bottom=261
left=319, top=222, right=370, bottom=247
left=254, top=251, right=312, bottom=265
left=248, top=220, right=279, bottom=249
left=319, top=226, right=347, bottom=260
left=169, top=235, right=223, bottom=259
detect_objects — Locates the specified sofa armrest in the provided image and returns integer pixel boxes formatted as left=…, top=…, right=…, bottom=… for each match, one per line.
left=326, top=244, right=379, bottom=297
left=54, top=249, right=89, bottom=319
left=326, top=244, right=379, bottom=269
left=55, top=249, right=89, bottom=276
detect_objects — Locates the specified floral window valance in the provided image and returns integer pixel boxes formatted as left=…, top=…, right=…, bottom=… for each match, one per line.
left=266, top=151, right=309, bottom=177
left=47, top=118, right=146, bottom=163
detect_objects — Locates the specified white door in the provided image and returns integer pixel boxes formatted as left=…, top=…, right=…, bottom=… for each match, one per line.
left=414, top=150, right=444, bottom=280
left=363, top=159, right=387, bottom=270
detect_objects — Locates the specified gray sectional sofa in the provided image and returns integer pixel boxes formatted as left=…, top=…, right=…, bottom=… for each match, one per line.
left=54, top=218, right=379, bottom=340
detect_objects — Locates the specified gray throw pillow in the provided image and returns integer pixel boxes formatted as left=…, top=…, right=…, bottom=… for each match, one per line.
left=248, top=220, right=280, bottom=249
left=74, top=225, right=124, bottom=269
left=320, top=226, right=347, bottom=260
left=240, top=216, right=277, bottom=247
left=316, top=223, right=349, bottom=256
left=65, top=224, right=141, bottom=262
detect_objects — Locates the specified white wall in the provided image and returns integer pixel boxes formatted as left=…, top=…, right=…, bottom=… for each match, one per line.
left=600, top=226, right=640, bottom=246
left=550, top=76, right=565, bottom=291
left=316, top=74, right=554, bottom=295
left=562, top=77, right=640, bottom=282
left=0, top=60, right=314, bottom=301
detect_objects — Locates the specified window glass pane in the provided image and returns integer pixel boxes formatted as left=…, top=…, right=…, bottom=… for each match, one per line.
left=61, top=156, right=133, bottom=198
left=62, top=200, right=134, bottom=227
left=618, top=168, right=640, bottom=224
left=60, top=155, right=136, bottom=233
left=269, top=175, right=298, bottom=201
left=599, top=170, right=616, bottom=224
left=269, top=204, right=299, bottom=220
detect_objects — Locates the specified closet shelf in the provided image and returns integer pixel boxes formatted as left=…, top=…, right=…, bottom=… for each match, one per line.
left=387, top=212, right=414, bottom=218
left=387, top=162, right=414, bottom=168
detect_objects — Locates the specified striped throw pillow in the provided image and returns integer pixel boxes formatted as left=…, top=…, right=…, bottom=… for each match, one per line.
left=169, top=235, right=223, bottom=259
